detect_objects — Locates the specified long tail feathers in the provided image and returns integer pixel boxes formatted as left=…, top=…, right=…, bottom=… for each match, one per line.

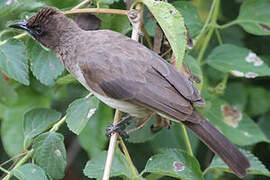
left=183, top=110, right=250, bottom=178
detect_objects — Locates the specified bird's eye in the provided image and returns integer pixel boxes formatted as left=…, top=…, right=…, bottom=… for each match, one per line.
left=34, top=27, right=42, bottom=35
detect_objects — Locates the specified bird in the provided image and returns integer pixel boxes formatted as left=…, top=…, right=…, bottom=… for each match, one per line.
left=9, top=7, right=250, bottom=178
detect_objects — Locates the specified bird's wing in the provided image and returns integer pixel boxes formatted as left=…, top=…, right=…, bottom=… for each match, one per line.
left=79, top=47, right=195, bottom=122
left=95, top=31, right=205, bottom=106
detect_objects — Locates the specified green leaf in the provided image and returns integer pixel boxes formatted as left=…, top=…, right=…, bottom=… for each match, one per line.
left=258, top=112, right=270, bottom=139
left=127, top=116, right=161, bottom=143
left=207, top=44, right=270, bottom=78
left=142, top=148, right=203, bottom=180
left=0, top=38, right=29, bottom=85
left=0, top=0, right=44, bottom=23
left=208, top=149, right=270, bottom=177
left=66, top=96, right=100, bottom=135
left=27, top=39, right=64, bottom=86
left=40, top=0, right=80, bottom=9
left=247, top=86, right=270, bottom=117
left=83, top=150, right=133, bottom=179
left=222, top=82, right=248, bottom=111
left=0, top=73, right=17, bottom=104
left=12, top=163, right=48, bottom=180
left=56, top=74, right=77, bottom=85
left=201, top=97, right=269, bottom=145
left=33, top=132, right=67, bottom=179
left=172, top=1, right=202, bottom=37
left=237, top=0, right=270, bottom=35
left=78, top=102, right=113, bottom=156
left=143, top=0, right=187, bottom=68
left=99, top=0, right=119, bottom=5
left=99, top=14, right=131, bottom=34
left=1, top=87, right=50, bottom=156
left=23, top=108, right=61, bottom=148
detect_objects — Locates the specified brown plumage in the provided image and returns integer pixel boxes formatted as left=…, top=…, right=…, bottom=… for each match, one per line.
left=10, top=7, right=250, bottom=178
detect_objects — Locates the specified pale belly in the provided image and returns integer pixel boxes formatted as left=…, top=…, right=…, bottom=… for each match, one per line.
left=93, top=91, right=152, bottom=118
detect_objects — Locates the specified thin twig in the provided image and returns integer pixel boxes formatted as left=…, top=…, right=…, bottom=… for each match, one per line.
left=65, top=8, right=128, bottom=16
left=119, top=137, right=139, bottom=177
left=71, top=0, right=92, bottom=10
left=2, top=149, right=34, bottom=180
left=0, top=151, right=28, bottom=167
left=141, top=25, right=153, bottom=49
left=102, top=110, right=121, bottom=180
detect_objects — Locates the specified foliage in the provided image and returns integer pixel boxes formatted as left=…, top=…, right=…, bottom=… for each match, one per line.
left=0, top=0, right=270, bottom=180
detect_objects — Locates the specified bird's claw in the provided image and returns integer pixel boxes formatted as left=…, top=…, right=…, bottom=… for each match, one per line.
left=105, top=124, right=129, bottom=139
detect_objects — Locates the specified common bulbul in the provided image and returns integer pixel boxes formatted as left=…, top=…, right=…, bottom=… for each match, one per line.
left=9, top=7, right=250, bottom=178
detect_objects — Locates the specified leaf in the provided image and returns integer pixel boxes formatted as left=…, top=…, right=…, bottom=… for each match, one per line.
left=206, top=44, right=270, bottom=78
left=172, top=1, right=202, bottom=37
left=0, top=38, right=29, bottom=85
left=99, top=0, right=119, bottom=5
left=143, top=0, right=187, bottom=68
left=1, top=87, right=50, bottom=156
left=27, top=39, right=64, bottom=86
left=0, top=0, right=44, bottom=23
left=78, top=102, right=113, bottom=156
left=99, top=14, right=131, bottom=34
left=40, top=0, right=81, bottom=9
left=56, top=74, right=77, bottom=85
left=246, top=86, right=270, bottom=117
left=12, top=163, right=48, bottom=180
left=23, top=108, right=61, bottom=148
left=142, top=148, right=203, bottom=180
left=0, top=73, right=17, bottom=104
left=208, top=149, right=270, bottom=177
left=258, top=112, right=270, bottom=139
left=236, top=0, right=270, bottom=35
left=201, top=97, right=269, bottom=145
left=66, top=96, right=100, bottom=135
left=222, top=82, right=248, bottom=111
left=127, top=116, right=161, bottom=143
left=83, top=150, right=133, bottom=179
left=33, top=132, right=67, bottom=179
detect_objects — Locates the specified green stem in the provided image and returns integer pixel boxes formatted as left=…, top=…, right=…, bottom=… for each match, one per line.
left=216, top=20, right=238, bottom=29
left=119, top=138, right=140, bottom=178
left=195, top=0, right=217, bottom=42
left=198, top=0, right=220, bottom=62
left=181, top=124, right=193, bottom=156
left=0, top=32, right=28, bottom=46
left=215, top=29, right=223, bottom=45
left=49, top=116, right=67, bottom=132
left=0, top=166, right=9, bottom=174
left=203, top=167, right=210, bottom=176
left=3, top=149, right=34, bottom=180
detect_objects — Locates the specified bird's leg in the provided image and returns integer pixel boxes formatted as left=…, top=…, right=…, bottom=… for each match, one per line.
left=150, top=114, right=172, bottom=133
left=126, top=113, right=154, bottom=134
left=105, top=114, right=132, bottom=138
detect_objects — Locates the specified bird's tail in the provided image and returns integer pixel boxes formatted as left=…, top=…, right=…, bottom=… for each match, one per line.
left=182, top=110, right=250, bottom=178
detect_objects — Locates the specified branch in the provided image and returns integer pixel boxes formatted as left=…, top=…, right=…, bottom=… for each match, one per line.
left=102, top=110, right=121, bottom=180
left=71, top=0, right=92, bottom=10
left=65, top=8, right=128, bottom=16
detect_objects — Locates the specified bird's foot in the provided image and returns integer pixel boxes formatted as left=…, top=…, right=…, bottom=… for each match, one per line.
left=105, top=115, right=132, bottom=138
left=105, top=124, right=129, bottom=138
left=150, top=115, right=172, bottom=133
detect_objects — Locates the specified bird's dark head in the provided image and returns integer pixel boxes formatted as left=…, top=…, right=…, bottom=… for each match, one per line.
left=9, top=7, right=77, bottom=49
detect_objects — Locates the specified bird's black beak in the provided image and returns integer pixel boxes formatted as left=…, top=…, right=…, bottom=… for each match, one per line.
left=9, top=21, right=29, bottom=31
